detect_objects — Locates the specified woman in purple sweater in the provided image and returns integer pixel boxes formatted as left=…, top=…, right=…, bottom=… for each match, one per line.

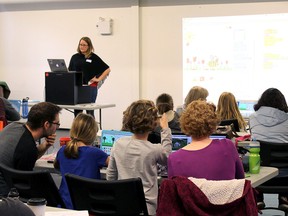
left=168, top=100, right=244, bottom=180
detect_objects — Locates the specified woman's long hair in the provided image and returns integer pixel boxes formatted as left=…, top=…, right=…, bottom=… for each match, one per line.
left=216, top=92, right=247, bottom=131
left=64, top=113, right=98, bottom=159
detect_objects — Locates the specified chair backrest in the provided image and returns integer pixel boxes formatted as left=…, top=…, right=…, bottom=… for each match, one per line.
left=219, top=118, right=240, bottom=132
left=259, top=140, right=288, bottom=168
left=65, top=174, right=148, bottom=216
left=0, top=163, right=65, bottom=208
left=0, top=98, right=8, bottom=129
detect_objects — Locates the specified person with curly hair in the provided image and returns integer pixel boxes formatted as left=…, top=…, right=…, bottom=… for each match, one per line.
left=216, top=92, right=247, bottom=132
left=106, top=99, right=172, bottom=216
left=168, top=100, right=244, bottom=180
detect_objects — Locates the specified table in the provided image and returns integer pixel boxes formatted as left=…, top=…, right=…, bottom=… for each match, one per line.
left=34, top=158, right=106, bottom=179
left=46, top=206, right=88, bottom=215
left=29, top=102, right=115, bottom=129
left=35, top=157, right=278, bottom=188
left=57, top=103, right=115, bottom=129
left=245, top=166, right=278, bottom=187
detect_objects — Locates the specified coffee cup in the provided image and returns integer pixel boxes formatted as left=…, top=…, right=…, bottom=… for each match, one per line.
left=27, top=198, right=46, bottom=216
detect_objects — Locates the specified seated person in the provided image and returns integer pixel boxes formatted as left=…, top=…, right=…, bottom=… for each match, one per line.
left=54, top=113, right=109, bottom=209
left=0, top=97, right=20, bottom=122
left=216, top=92, right=247, bottom=132
left=249, top=88, right=288, bottom=209
left=177, top=86, right=209, bottom=115
left=0, top=81, right=11, bottom=99
left=106, top=100, right=172, bottom=216
left=0, top=81, right=20, bottom=125
left=0, top=102, right=61, bottom=197
left=250, top=88, right=288, bottom=142
left=184, top=86, right=209, bottom=105
left=168, top=100, right=245, bottom=180
left=148, top=93, right=181, bottom=143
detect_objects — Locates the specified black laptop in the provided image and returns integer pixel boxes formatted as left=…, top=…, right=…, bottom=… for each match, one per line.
left=47, top=59, right=68, bottom=72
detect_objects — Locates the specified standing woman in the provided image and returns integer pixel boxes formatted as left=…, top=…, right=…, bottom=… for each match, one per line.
left=69, top=36, right=111, bottom=118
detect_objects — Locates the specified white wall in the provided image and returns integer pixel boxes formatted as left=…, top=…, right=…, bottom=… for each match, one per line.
left=0, top=3, right=139, bottom=129
left=1, top=1, right=288, bottom=129
left=140, top=1, right=288, bottom=106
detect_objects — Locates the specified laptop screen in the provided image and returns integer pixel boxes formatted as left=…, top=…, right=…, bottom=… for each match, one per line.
left=100, top=130, right=133, bottom=155
left=8, top=99, right=21, bottom=113
left=172, top=133, right=192, bottom=152
left=47, top=59, right=68, bottom=72
left=172, top=133, right=227, bottom=152
left=237, top=100, right=257, bottom=118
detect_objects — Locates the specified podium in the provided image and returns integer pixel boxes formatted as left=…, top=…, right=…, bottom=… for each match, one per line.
left=45, top=72, right=91, bottom=105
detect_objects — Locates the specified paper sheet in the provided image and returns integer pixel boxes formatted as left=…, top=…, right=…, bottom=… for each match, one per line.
left=46, top=210, right=88, bottom=216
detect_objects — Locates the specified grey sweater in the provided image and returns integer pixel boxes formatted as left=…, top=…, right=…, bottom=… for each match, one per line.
left=106, top=128, right=172, bottom=215
left=249, top=106, right=288, bottom=142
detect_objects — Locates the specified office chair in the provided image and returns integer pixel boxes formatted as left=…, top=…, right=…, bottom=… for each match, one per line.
left=65, top=174, right=149, bottom=216
left=0, top=163, right=66, bottom=208
left=157, top=176, right=258, bottom=215
left=219, top=118, right=240, bottom=132
left=255, top=140, right=288, bottom=215
left=0, top=98, right=8, bottom=129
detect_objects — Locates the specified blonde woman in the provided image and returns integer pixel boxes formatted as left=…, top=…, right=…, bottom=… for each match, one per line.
left=184, top=86, right=209, bottom=109
left=68, top=36, right=111, bottom=118
left=216, top=92, right=247, bottom=132
left=54, top=113, right=109, bottom=209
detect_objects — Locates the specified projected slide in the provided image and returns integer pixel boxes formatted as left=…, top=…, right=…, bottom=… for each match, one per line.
left=183, top=14, right=288, bottom=103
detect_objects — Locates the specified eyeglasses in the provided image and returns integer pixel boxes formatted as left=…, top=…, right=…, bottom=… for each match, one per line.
left=49, top=121, right=60, bottom=127
left=79, top=44, right=88, bottom=47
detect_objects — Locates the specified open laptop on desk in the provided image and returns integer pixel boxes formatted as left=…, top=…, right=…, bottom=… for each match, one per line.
left=47, top=59, right=68, bottom=72
left=171, top=133, right=227, bottom=152
left=237, top=100, right=257, bottom=118
left=158, top=133, right=227, bottom=177
left=100, top=130, right=133, bottom=155
left=8, top=99, right=21, bottom=113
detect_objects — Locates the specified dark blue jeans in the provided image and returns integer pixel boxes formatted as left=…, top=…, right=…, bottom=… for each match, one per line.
left=74, top=86, right=98, bottom=118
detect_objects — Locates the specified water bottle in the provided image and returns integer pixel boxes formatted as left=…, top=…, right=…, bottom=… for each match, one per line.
left=22, top=97, right=29, bottom=119
left=249, top=140, right=260, bottom=174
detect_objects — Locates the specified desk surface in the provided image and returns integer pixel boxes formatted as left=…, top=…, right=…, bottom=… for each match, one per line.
left=35, top=157, right=278, bottom=187
left=245, top=166, right=278, bottom=187
left=46, top=206, right=88, bottom=215
left=29, top=102, right=115, bottom=110
left=57, top=103, right=115, bottom=110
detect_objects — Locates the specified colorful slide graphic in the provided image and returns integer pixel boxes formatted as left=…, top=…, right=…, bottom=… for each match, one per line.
left=183, top=14, right=288, bottom=103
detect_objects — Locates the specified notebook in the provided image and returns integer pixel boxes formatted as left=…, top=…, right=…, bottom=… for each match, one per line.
left=100, top=130, right=133, bottom=155
left=47, top=59, right=68, bottom=72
